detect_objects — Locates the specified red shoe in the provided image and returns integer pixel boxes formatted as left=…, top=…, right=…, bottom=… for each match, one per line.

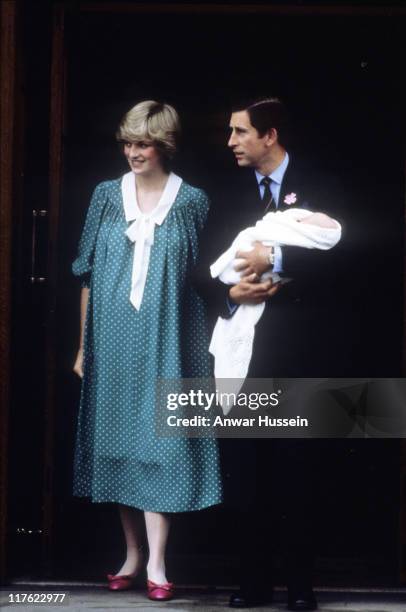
left=147, top=579, right=175, bottom=601
left=107, top=573, right=137, bottom=591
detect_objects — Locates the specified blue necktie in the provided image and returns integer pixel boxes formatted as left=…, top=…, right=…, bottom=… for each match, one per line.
left=260, top=176, right=276, bottom=212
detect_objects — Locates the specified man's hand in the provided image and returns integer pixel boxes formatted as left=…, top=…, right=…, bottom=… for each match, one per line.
left=235, top=241, right=273, bottom=278
left=229, top=274, right=280, bottom=305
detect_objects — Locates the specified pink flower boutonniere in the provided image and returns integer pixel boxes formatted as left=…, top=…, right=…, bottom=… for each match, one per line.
left=284, top=192, right=297, bottom=205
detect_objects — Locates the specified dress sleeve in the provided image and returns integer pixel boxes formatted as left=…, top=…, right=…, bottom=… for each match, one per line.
left=72, top=182, right=107, bottom=288
left=184, top=188, right=210, bottom=267
left=194, top=188, right=210, bottom=233
left=191, top=187, right=236, bottom=320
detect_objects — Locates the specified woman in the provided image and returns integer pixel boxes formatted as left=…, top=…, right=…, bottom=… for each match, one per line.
left=72, top=100, right=222, bottom=601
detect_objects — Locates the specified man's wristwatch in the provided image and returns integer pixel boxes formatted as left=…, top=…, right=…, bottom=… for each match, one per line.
left=268, top=248, right=275, bottom=267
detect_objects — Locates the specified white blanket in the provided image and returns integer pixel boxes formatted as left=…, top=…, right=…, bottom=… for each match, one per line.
left=209, top=208, right=341, bottom=413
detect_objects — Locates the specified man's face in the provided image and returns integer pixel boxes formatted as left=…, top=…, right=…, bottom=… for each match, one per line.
left=228, top=110, right=269, bottom=169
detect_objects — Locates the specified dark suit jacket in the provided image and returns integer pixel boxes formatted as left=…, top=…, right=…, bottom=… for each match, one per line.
left=194, top=156, right=349, bottom=379
left=194, top=157, right=402, bottom=515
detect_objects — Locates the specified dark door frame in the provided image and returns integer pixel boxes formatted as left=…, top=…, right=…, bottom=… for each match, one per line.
left=0, top=0, right=23, bottom=585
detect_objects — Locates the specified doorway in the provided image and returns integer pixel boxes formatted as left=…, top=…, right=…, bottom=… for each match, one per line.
left=6, top=1, right=406, bottom=586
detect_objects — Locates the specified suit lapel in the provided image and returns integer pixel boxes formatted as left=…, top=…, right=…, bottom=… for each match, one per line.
left=232, top=156, right=306, bottom=215
left=233, top=168, right=263, bottom=227
left=279, top=162, right=300, bottom=211
left=231, top=158, right=307, bottom=230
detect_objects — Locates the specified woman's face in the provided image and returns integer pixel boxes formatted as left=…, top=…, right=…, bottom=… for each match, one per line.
left=123, top=140, right=164, bottom=176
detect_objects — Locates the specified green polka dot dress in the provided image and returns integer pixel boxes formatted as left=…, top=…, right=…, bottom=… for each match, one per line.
left=72, top=174, right=222, bottom=512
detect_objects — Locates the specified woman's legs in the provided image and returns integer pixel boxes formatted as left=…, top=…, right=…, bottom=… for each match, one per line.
left=115, top=506, right=171, bottom=584
left=115, top=504, right=144, bottom=576
left=144, top=511, right=171, bottom=584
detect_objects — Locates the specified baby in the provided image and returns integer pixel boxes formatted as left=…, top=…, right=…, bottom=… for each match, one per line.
left=209, top=208, right=341, bottom=412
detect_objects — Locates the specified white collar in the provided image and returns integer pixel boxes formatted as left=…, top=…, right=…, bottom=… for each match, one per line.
left=122, top=171, right=182, bottom=225
left=121, top=171, right=183, bottom=310
left=255, top=151, right=289, bottom=186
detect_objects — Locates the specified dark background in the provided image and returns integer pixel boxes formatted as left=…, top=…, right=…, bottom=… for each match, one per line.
left=8, top=0, right=405, bottom=586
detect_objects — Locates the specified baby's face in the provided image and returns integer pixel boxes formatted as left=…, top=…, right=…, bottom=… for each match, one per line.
left=300, top=213, right=338, bottom=229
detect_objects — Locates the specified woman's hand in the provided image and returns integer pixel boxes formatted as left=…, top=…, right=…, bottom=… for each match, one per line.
left=73, top=347, right=84, bottom=378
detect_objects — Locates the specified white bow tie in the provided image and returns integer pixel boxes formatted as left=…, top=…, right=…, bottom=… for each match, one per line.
left=121, top=171, right=182, bottom=309
left=125, top=216, right=157, bottom=309
left=126, top=215, right=156, bottom=245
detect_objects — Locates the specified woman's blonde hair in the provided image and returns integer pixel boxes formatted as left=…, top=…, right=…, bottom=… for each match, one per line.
left=116, top=100, right=180, bottom=164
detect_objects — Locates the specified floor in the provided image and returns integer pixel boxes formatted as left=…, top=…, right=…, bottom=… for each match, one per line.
left=1, top=584, right=406, bottom=612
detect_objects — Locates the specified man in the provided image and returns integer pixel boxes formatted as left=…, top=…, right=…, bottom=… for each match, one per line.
left=195, top=97, right=345, bottom=610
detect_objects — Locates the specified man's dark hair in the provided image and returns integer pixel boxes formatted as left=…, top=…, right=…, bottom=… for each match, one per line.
left=231, top=96, right=290, bottom=148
